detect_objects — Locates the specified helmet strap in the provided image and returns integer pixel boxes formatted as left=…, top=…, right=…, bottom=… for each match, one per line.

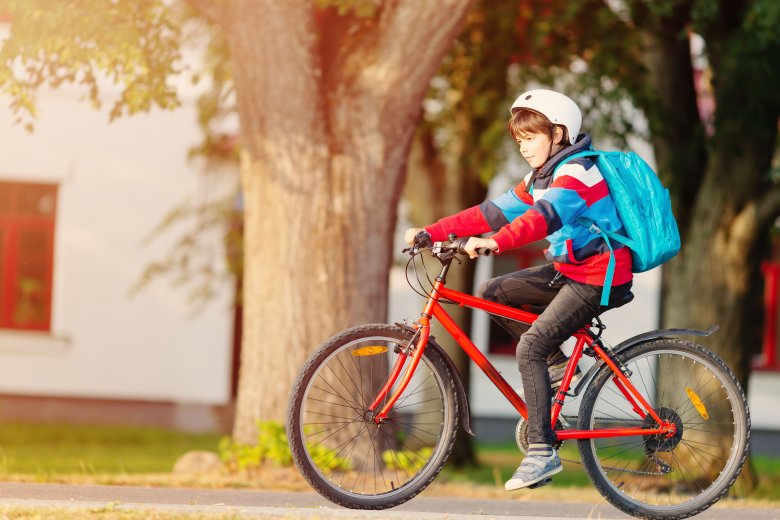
left=545, top=124, right=556, bottom=161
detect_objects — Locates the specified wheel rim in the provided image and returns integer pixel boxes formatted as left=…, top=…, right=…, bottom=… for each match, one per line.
left=298, top=335, right=450, bottom=499
left=584, top=348, right=746, bottom=511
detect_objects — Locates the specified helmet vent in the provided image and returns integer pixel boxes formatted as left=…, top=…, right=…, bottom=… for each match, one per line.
left=525, top=95, right=532, bottom=100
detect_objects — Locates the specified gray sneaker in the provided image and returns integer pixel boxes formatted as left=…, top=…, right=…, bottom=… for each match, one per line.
left=505, top=450, right=563, bottom=491
left=549, top=360, right=582, bottom=389
left=518, top=361, right=582, bottom=400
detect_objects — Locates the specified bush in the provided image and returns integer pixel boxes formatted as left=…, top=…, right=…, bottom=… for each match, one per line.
left=219, top=421, right=291, bottom=471
left=219, top=420, right=349, bottom=472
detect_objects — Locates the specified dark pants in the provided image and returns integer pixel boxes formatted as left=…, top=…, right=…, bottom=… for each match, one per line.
left=477, top=263, right=633, bottom=445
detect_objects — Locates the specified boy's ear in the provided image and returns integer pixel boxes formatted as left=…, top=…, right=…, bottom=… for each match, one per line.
left=553, top=126, right=565, bottom=145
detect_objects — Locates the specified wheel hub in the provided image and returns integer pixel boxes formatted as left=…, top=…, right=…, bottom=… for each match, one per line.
left=363, top=409, right=383, bottom=426
left=642, top=407, right=683, bottom=453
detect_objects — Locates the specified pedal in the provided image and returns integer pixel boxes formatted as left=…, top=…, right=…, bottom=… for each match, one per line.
left=528, top=477, right=552, bottom=489
left=654, top=458, right=674, bottom=475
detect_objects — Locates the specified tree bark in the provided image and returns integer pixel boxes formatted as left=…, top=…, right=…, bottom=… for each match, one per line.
left=225, top=0, right=476, bottom=444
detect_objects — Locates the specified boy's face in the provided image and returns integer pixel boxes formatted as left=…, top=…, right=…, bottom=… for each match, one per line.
left=515, top=131, right=552, bottom=169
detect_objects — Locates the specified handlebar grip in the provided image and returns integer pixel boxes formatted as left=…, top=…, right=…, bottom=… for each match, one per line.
left=452, top=237, right=470, bottom=254
left=414, top=230, right=432, bottom=249
left=475, top=247, right=492, bottom=256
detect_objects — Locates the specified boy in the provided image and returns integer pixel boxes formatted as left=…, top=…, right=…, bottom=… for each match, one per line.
left=404, top=89, right=633, bottom=490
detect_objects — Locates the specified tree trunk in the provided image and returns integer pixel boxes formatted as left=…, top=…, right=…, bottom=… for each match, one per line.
left=225, top=0, right=476, bottom=444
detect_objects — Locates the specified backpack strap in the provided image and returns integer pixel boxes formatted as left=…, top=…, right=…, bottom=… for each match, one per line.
left=575, top=218, right=615, bottom=306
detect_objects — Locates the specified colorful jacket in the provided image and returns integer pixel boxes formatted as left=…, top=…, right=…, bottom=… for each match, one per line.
left=425, top=134, right=633, bottom=287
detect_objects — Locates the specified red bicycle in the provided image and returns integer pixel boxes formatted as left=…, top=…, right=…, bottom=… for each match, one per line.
left=287, top=236, right=750, bottom=519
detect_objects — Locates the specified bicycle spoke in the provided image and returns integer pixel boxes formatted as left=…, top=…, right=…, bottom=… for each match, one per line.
left=314, top=423, right=368, bottom=467
left=293, top=329, right=452, bottom=501
left=334, top=351, right=369, bottom=410
left=313, top=375, right=364, bottom=414
left=304, top=409, right=361, bottom=423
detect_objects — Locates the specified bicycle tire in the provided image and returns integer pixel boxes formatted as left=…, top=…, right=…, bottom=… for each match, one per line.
left=577, top=338, right=750, bottom=519
left=287, top=323, right=459, bottom=509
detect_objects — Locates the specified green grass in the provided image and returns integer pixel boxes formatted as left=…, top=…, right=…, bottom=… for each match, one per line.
left=0, top=422, right=221, bottom=474
left=753, top=455, right=780, bottom=475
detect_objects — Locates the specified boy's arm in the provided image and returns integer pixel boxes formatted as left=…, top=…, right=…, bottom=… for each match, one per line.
left=425, top=175, right=534, bottom=241
left=490, top=163, right=600, bottom=252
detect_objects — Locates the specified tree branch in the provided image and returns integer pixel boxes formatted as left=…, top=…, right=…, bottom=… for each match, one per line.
left=757, top=186, right=780, bottom=230
left=185, top=0, right=229, bottom=28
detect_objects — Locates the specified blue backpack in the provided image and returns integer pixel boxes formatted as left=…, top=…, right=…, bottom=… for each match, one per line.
left=554, top=150, right=681, bottom=306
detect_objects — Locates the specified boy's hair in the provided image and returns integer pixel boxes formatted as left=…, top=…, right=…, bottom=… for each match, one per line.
left=508, top=108, right=571, bottom=146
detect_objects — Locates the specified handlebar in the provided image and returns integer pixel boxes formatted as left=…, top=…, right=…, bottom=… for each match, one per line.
left=404, top=231, right=492, bottom=258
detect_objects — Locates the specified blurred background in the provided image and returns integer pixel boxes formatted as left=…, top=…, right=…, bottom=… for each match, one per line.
left=0, top=0, right=778, bottom=501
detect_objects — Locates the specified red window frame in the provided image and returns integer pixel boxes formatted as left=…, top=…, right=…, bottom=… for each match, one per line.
left=753, top=261, right=780, bottom=371
left=0, top=181, right=58, bottom=332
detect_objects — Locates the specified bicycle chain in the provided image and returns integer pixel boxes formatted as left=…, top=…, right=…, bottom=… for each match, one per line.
left=555, top=415, right=671, bottom=477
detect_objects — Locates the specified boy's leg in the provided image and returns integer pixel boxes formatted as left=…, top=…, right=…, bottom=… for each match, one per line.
left=517, top=279, right=602, bottom=447
left=506, top=278, right=633, bottom=490
left=476, top=263, right=568, bottom=366
left=505, top=280, right=601, bottom=491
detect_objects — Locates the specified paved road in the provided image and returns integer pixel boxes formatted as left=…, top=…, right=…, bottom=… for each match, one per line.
left=0, top=483, right=777, bottom=519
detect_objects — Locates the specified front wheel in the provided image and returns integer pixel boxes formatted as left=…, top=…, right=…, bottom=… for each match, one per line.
left=287, top=324, right=459, bottom=509
left=578, top=339, right=750, bottom=519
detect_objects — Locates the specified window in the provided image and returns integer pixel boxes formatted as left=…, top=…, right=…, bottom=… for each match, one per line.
left=0, top=181, right=58, bottom=332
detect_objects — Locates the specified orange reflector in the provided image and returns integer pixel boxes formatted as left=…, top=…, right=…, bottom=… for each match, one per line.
left=352, top=346, right=388, bottom=356
left=686, top=387, right=709, bottom=420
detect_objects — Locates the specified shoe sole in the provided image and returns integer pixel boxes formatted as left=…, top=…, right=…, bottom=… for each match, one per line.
left=504, top=464, right=563, bottom=491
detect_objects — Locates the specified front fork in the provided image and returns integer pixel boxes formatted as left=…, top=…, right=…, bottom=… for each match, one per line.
left=367, top=281, right=442, bottom=423
left=366, top=321, right=430, bottom=422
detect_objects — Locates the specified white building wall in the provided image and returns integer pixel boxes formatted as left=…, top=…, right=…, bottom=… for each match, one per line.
left=0, top=87, right=235, bottom=405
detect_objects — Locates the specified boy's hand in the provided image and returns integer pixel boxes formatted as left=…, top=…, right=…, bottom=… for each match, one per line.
left=464, top=237, right=498, bottom=259
left=404, top=227, right=425, bottom=245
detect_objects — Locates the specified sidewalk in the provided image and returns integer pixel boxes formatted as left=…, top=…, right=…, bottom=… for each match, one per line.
left=0, top=482, right=778, bottom=519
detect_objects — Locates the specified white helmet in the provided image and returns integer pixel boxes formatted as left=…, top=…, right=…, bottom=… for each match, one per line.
left=510, top=89, right=582, bottom=142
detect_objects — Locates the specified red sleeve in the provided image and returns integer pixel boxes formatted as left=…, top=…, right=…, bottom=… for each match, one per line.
left=425, top=206, right=491, bottom=242
left=489, top=208, right=549, bottom=253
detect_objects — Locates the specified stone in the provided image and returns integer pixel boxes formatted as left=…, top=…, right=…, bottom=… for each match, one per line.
left=172, top=450, right=223, bottom=475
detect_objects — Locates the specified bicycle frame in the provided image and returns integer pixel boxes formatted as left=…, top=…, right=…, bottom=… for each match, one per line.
left=368, top=256, right=675, bottom=441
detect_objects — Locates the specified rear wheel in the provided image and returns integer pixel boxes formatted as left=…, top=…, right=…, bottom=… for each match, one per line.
left=578, top=339, right=750, bottom=519
left=287, top=324, right=459, bottom=509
